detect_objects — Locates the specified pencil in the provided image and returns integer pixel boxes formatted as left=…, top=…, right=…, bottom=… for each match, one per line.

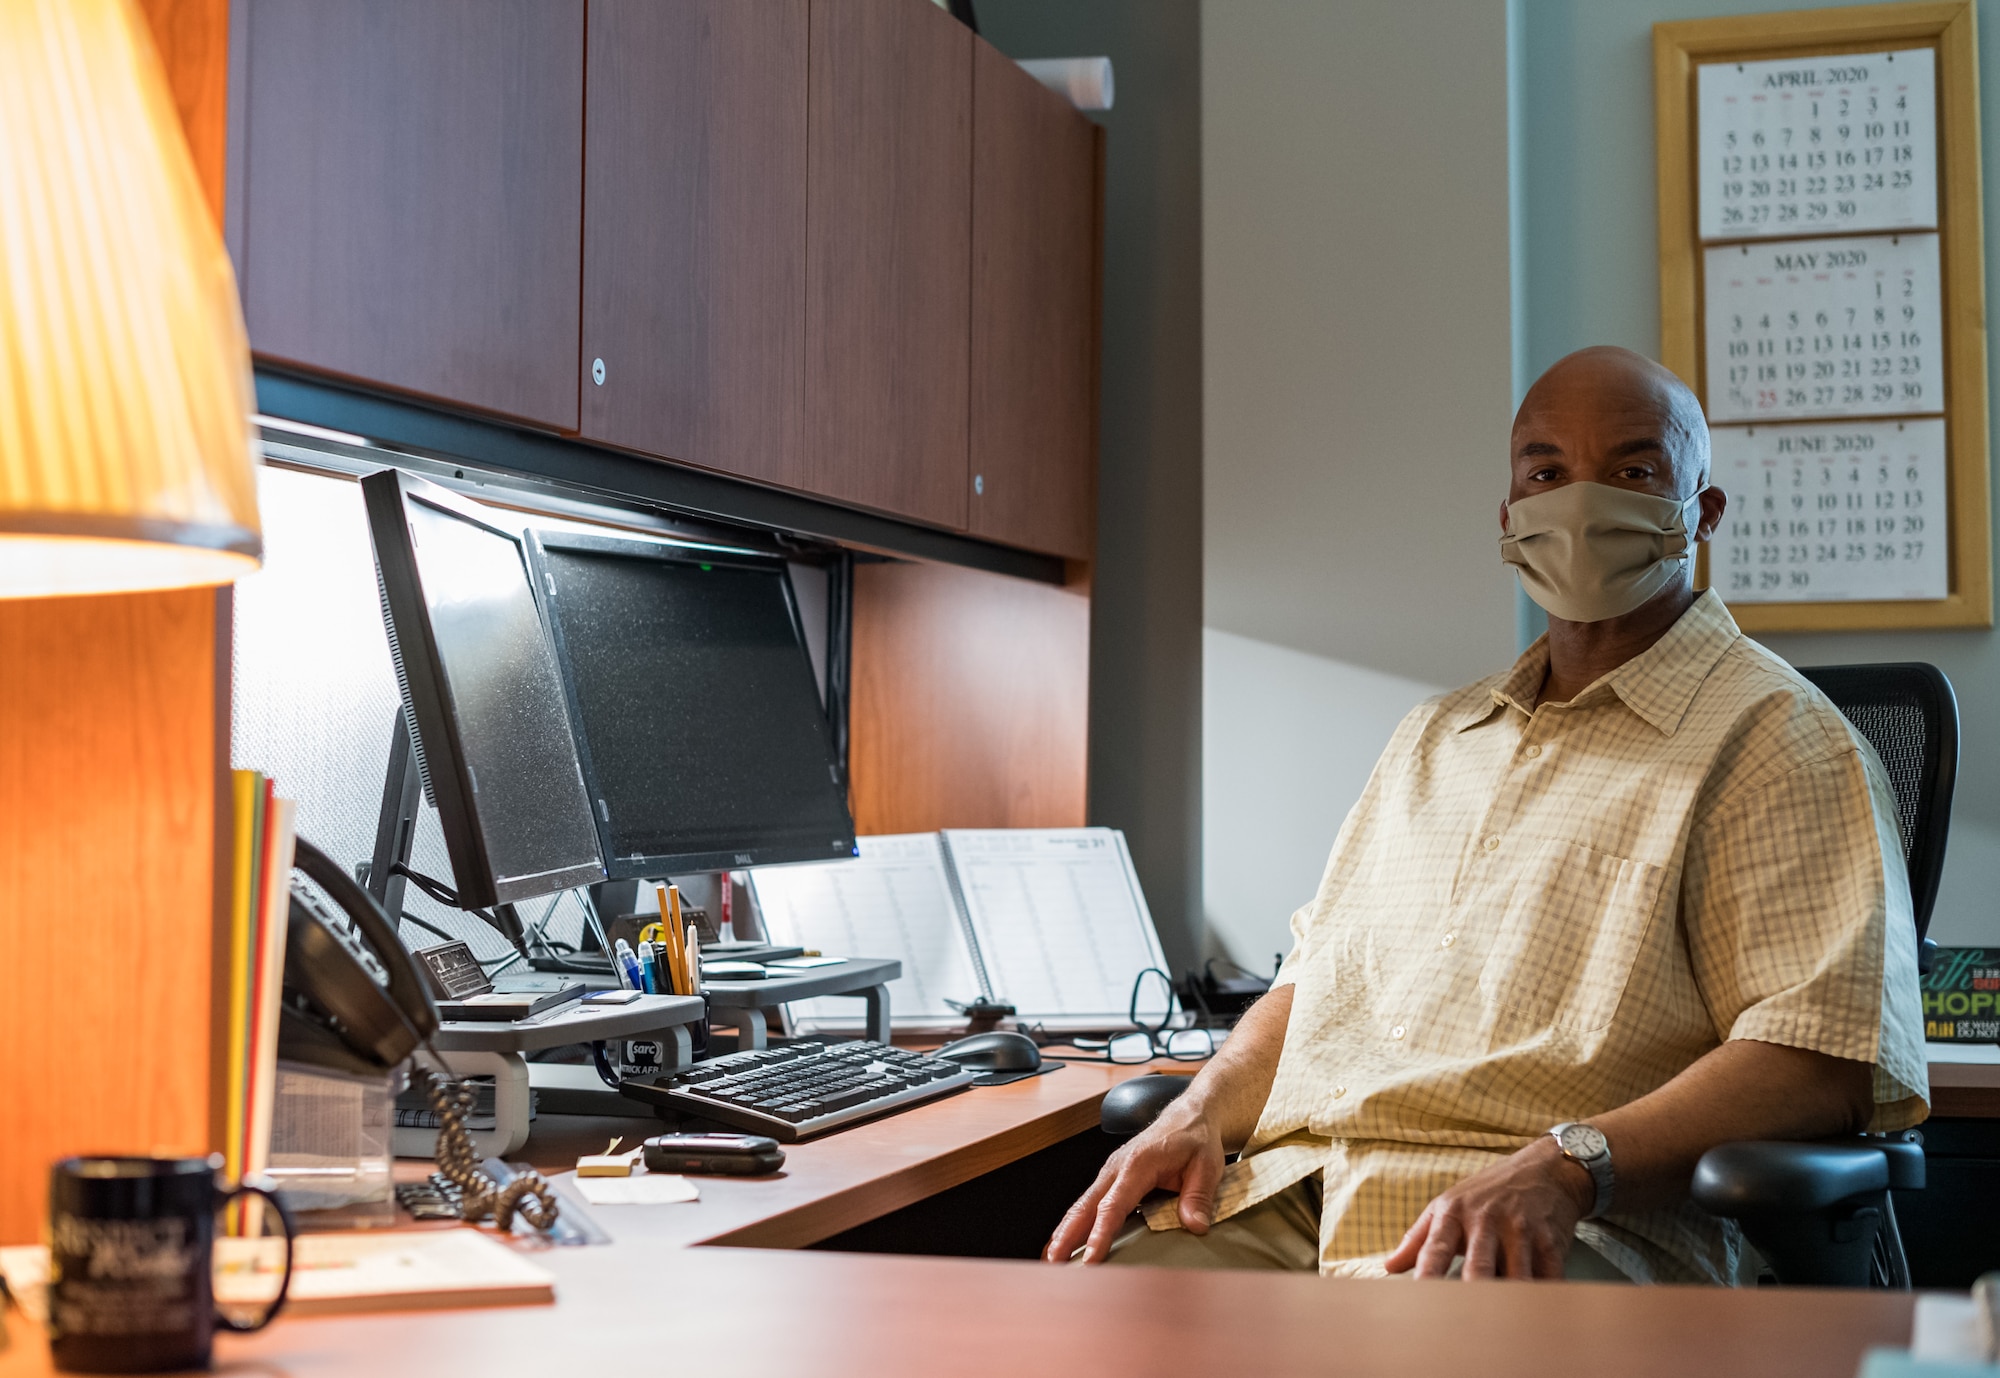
left=654, top=885, right=684, bottom=994
left=667, top=884, right=693, bottom=995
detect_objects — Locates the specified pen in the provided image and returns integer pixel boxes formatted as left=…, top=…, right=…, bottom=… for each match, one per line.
left=613, top=938, right=646, bottom=993
left=685, top=924, right=702, bottom=991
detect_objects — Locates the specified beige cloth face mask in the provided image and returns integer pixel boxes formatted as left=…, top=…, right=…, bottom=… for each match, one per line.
left=1499, top=481, right=1704, bottom=623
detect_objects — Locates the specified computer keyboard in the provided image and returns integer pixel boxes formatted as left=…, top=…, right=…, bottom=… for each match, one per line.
left=623, top=1041, right=978, bottom=1142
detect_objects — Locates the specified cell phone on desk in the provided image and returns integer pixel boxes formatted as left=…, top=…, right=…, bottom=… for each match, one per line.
left=643, top=1133, right=785, bottom=1176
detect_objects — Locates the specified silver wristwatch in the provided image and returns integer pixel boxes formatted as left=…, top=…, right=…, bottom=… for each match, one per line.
left=1550, top=1121, right=1614, bottom=1219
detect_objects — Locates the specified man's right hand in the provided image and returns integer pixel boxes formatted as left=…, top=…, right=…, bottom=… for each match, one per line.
left=1043, top=1098, right=1227, bottom=1264
left=1042, top=983, right=1296, bottom=1266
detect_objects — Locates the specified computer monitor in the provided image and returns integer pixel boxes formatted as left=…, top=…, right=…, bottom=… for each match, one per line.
left=360, top=469, right=606, bottom=908
left=522, top=529, right=858, bottom=878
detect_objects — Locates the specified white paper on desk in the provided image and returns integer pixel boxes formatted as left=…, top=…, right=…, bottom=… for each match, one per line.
left=573, top=1173, right=699, bottom=1206
left=944, top=828, right=1169, bottom=1026
left=0, top=1243, right=49, bottom=1324
left=215, top=1230, right=554, bottom=1312
left=752, top=833, right=985, bottom=1024
left=1911, top=1294, right=1984, bottom=1361
left=2, top=1232, right=557, bottom=1322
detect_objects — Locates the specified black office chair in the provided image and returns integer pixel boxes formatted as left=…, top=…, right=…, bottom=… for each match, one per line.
left=1690, top=662, right=1956, bottom=1288
left=1101, top=662, right=1958, bottom=1289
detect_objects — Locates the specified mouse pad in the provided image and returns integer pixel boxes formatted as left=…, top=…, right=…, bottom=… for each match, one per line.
left=971, top=1062, right=1065, bottom=1088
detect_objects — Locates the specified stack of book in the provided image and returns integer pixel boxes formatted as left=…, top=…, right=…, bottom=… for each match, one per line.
left=224, top=770, right=296, bottom=1193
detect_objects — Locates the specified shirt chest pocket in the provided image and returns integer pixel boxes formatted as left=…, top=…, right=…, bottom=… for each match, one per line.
left=1472, top=838, right=1667, bottom=1035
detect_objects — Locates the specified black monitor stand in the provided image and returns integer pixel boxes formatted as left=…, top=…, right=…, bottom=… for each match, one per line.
left=361, top=707, right=607, bottom=972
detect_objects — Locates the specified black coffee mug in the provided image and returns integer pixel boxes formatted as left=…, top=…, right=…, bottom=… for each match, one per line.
left=47, top=1155, right=295, bottom=1374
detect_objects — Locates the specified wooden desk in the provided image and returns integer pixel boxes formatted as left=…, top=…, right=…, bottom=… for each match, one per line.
left=521, top=1059, right=1153, bottom=1249
left=0, top=1239, right=1915, bottom=1378
left=1926, top=1045, right=2000, bottom=1118
left=0, top=1060, right=1921, bottom=1377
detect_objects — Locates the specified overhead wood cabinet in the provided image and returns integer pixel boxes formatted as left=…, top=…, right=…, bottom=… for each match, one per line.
left=968, top=44, right=1100, bottom=561
left=804, top=0, right=974, bottom=531
left=233, top=0, right=1100, bottom=560
left=236, top=0, right=586, bottom=431
left=579, top=1, right=809, bottom=487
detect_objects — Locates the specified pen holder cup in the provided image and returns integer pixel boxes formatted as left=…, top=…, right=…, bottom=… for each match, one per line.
left=688, top=994, right=712, bottom=1058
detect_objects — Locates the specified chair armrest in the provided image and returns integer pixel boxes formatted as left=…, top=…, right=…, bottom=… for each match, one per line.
left=1692, top=1136, right=1923, bottom=1287
left=1692, top=1141, right=1890, bottom=1217
left=1100, top=1073, right=1193, bottom=1135
left=1878, top=1136, right=1926, bottom=1190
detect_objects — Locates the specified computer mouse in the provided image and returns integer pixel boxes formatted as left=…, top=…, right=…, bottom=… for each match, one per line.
left=935, top=1030, right=1042, bottom=1072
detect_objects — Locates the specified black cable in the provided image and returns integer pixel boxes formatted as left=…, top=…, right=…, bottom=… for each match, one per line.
left=589, top=1040, right=623, bottom=1090
left=389, top=862, right=479, bottom=913
left=400, top=910, right=527, bottom=970
left=398, top=911, right=457, bottom=944
left=390, top=862, right=525, bottom=955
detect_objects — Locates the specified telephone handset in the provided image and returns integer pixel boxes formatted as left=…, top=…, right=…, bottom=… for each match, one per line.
left=279, top=837, right=559, bottom=1234
left=282, top=837, right=439, bottom=1072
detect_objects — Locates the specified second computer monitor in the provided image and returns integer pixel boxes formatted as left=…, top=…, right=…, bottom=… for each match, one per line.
left=524, top=530, right=858, bottom=878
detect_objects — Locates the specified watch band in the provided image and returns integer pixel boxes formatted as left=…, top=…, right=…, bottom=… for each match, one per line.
left=1550, top=1122, right=1614, bottom=1219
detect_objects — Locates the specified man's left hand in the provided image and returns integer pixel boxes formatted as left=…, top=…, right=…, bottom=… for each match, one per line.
left=1383, top=1136, right=1594, bottom=1279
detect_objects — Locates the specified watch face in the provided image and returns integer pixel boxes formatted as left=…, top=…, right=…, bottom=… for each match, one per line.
left=1560, top=1123, right=1608, bottom=1160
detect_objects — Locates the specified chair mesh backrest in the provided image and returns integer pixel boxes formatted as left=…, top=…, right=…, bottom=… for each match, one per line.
left=1798, top=664, right=1957, bottom=941
left=1839, top=697, right=1927, bottom=862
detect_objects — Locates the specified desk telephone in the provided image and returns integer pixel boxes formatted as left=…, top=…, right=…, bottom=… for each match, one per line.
left=280, top=838, right=561, bottom=1233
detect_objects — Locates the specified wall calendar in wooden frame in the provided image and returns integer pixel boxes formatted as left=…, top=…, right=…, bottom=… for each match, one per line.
left=1655, top=0, right=1992, bottom=631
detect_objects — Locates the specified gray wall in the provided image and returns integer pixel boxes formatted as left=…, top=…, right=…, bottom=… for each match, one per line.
left=1200, top=0, right=1516, bottom=965
left=1515, top=0, right=2000, bottom=944
left=977, top=2, right=1207, bottom=971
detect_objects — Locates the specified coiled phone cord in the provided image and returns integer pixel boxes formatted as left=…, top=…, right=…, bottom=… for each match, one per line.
left=416, top=1061, right=561, bottom=1234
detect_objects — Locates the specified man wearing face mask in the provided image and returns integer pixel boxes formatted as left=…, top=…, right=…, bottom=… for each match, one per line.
left=1046, top=345, right=1926, bottom=1283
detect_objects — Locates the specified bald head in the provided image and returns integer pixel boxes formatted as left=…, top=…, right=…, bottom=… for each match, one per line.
left=1508, top=347, right=1710, bottom=504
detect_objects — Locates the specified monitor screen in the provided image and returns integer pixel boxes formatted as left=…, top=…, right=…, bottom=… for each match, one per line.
left=361, top=470, right=605, bottom=908
left=524, top=530, right=858, bottom=877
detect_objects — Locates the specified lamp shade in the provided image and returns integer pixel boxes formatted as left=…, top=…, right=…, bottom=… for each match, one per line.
left=0, top=0, right=260, bottom=598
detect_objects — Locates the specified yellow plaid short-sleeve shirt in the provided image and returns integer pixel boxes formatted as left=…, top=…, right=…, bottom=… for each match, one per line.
left=1148, top=591, right=1928, bottom=1282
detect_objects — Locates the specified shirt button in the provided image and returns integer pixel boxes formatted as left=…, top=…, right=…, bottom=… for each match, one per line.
left=1441, top=933, right=1455, bottom=948
left=1332, top=1086, right=1347, bottom=1099
left=1390, top=1025, right=1406, bottom=1040
left=1524, top=745, right=1542, bottom=759
left=1483, top=835, right=1500, bottom=851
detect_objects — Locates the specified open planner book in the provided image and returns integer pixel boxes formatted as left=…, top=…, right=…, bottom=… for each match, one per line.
left=749, top=828, right=1169, bottom=1031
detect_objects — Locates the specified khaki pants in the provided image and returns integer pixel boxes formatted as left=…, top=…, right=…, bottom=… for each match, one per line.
left=1107, top=1179, right=1631, bottom=1280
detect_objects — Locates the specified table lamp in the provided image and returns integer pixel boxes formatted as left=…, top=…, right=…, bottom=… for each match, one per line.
left=0, top=0, right=260, bottom=599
